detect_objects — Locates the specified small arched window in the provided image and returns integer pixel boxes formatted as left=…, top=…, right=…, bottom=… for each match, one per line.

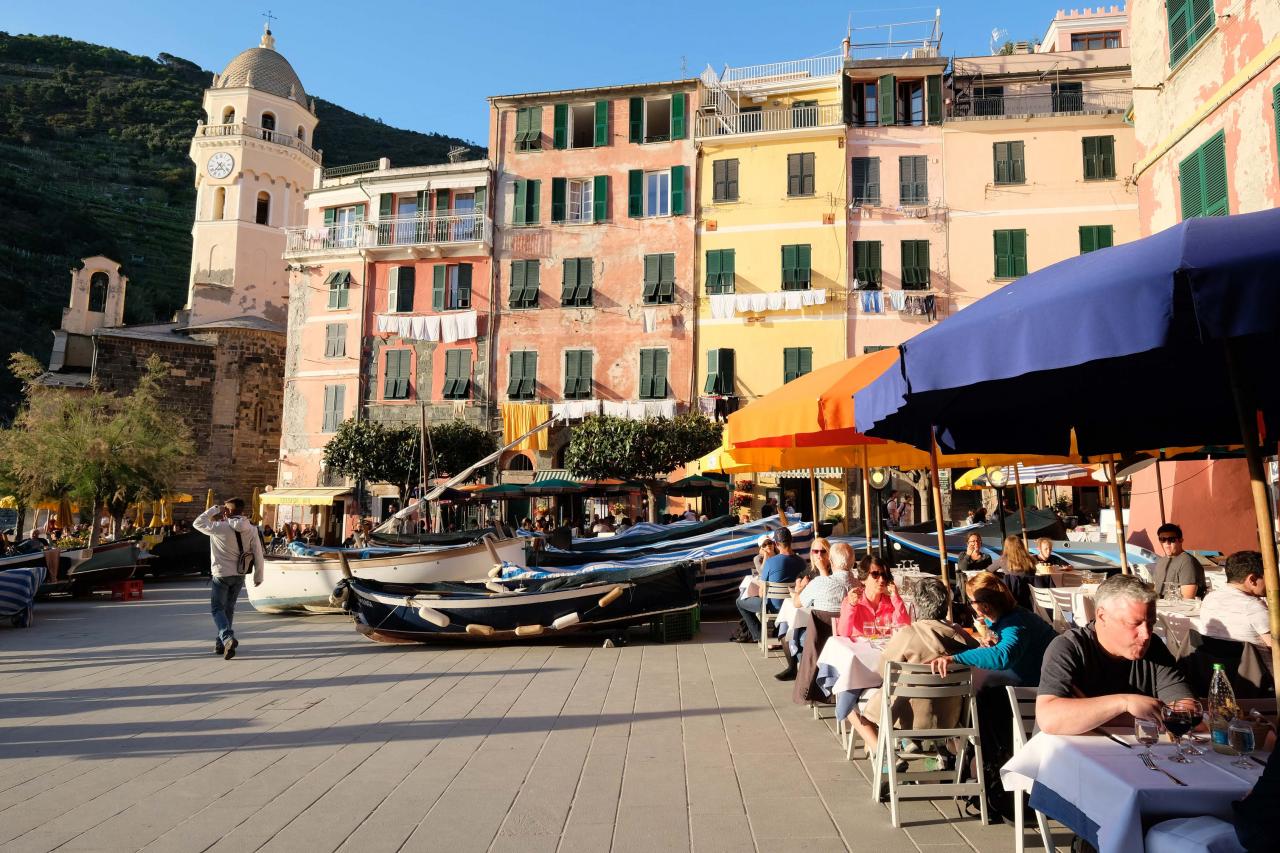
left=261, top=112, right=276, bottom=131
left=255, top=191, right=271, bottom=225
left=88, top=272, right=109, bottom=313
left=222, top=106, right=236, bottom=124
left=296, top=126, right=305, bottom=143
left=506, top=454, right=534, bottom=472
left=213, top=186, right=226, bottom=221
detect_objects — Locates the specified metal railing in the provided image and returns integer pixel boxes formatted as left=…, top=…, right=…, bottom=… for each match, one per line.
left=284, top=213, right=491, bottom=256
left=695, top=102, right=843, bottom=138
left=948, top=88, right=1130, bottom=120
left=196, top=122, right=321, bottom=162
left=322, top=160, right=381, bottom=180
left=721, top=55, right=843, bottom=85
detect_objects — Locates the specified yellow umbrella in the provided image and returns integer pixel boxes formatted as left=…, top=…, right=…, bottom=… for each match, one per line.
left=205, top=489, right=215, bottom=510
left=146, top=501, right=161, bottom=529
left=250, top=487, right=262, bottom=524
left=0, top=496, right=17, bottom=509
left=57, top=495, right=75, bottom=529
left=166, top=492, right=195, bottom=504
left=160, top=498, right=172, bottom=526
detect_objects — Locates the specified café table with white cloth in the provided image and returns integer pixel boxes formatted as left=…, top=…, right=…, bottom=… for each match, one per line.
left=1002, top=732, right=1263, bottom=852
left=815, top=636, right=887, bottom=720
left=775, top=600, right=819, bottom=656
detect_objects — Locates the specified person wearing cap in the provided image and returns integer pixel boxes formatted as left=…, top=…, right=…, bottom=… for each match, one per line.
left=194, top=497, right=265, bottom=660
left=735, top=527, right=806, bottom=643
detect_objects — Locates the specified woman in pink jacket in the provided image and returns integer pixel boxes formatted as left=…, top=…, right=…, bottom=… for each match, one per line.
left=837, top=555, right=911, bottom=638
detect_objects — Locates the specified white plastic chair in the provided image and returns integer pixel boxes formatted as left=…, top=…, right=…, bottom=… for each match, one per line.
left=1049, top=588, right=1078, bottom=629
left=759, top=582, right=793, bottom=656
left=1007, top=687, right=1057, bottom=853
left=1030, top=585, right=1059, bottom=627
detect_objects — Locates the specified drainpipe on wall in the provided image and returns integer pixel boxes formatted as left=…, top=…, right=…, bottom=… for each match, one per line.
left=488, top=102, right=504, bottom=479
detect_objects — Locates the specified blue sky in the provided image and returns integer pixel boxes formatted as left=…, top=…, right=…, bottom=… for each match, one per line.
left=6, top=0, right=1072, bottom=143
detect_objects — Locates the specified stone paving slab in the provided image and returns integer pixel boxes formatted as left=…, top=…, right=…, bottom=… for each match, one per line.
left=0, top=581, right=1028, bottom=852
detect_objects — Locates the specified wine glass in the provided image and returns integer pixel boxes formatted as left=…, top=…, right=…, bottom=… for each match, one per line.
left=1134, top=717, right=1161, bottom=760
left=1228, top=719, right=1259, bottom=769
left=862, top=620, right=878, bottom=639
left=1161, top=699, right=1203, bottom=764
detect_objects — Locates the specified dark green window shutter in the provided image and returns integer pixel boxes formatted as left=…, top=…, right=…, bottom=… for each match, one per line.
left=722, top=249, right=735, bottom=292
left=994, top=230, right=1011, bottom=278
left=551, top=177, right=566, bottom=222
left=781, top=244, right=797, bottom=287
left=561, top=258, right=579, bottom=305
left=788, top=154, right=814, bottom=196
left=379, top=193, right=393, bottom=219
left=1011, top=141, right=1026, bottom=183
left=1079, top=226, right=1112, bottom=254
left=456, top=264, right=472, bottom=308
left=854, top=241, right=881, bottom=288
left=628, top=169, right=643, bottom=217
left=787, top=154, right=800, bottom=196
left=1096, top=225, right=1113, bottom=249
left=394, top=266, right=416, bottom=312
left=671, top=93, right=687, bottom=139
left=720, top=349, right=735, bottom=395
left=568, top=350, right=592, bottom=398
left=629, top=97, right=644, bottom=143
left=594, top=100, right=609, bottom=146
left=878, top=75, right=895, bottom=125
left=994, top=143, right=1008, bottom=184
left=522, top=352, right=537, bottom=398
left=658, top=253, right=675, bottom=301
left=507, top=352, right=523, bottom=398
left=431, top=265, right=445, bottom=311
left=529, top=179, right=540, bottom=223
left=1083, top=136, right=1099, bottom=179
left=1167, top=0, right=1191, bottom=64
left=1200, top=132, right=1229, bottom=216
left=433, top=189, right=448, bottom=215
left=652, top=350, right=668, bottom=397
left=899, top=156, right=927, bottom=204
left=639, top=349, right=655, bottom=399
left=796, top=244, right=811, bottom=288
left=417, top=189, right=429, bottom=212
left=783, top=348, right=799, bottom=383
left=385, top=350, right=410, bottom=400
left=576, top=258, right=593, bottom=304
left=323, top=207, right=336, bottom=228
left=901, top=240, right=930, bottom=288
left=474, top=186, right=486, bottom=216
left=1011, top=230, right=1028, bottom=276
left=926, top=75, right=943, bottom=125
left=443, top=349, right=471, bottom=399
left=529, top=106, right=542, bottom=147
left=713, top=158, right=740, bottom=202
left=1179, top=147, right=1204, bottom=218
left=1099, top=136, right=1115, bottom=179
left=515, top=108, right=529, bottom=146
left=705, top=250, right=721, bottom=293
left=553, top=103, right=568, bottom=149
left=643, top=254, right=659, bottom=301
left=513, top=180, right=527, bottom=226
left=670, top=165, right=687, bottom=215
left=801, top=153, right=815, bottom=195
left=852, top=157, right=881, bottom=205
left=703, top=349, right=720, bottom=395
left=526, top=261, right=540, bottom=307
left=592, top=175, right=609, bottom=221
left=510, top=260, right=527, bottom=308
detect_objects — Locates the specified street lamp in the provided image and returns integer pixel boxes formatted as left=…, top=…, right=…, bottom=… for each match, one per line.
left=985, top=465, right=1009, bottom=544
left=869, top=467, right=891, bottom=559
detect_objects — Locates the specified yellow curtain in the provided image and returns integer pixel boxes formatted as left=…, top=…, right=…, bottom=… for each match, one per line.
left=500, top=403, right=551, bottom=452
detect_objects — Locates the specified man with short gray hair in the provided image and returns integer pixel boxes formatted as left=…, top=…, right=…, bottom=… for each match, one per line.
left=1036, top=574, right=1191, bottom=734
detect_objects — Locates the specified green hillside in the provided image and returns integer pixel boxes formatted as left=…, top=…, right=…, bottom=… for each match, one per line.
left=0, top=32, right=484, bottom=418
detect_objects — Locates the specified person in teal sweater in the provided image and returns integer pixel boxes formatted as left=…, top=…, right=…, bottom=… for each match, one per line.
left=930, top=571, right=1057, bottom=686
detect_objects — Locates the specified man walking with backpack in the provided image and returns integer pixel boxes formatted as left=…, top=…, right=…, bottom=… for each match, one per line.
left=194, top=498, right=264, bottom=659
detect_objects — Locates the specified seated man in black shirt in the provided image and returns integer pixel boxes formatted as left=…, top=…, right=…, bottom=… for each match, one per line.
left=1037, top=574, right=1193, bottom=735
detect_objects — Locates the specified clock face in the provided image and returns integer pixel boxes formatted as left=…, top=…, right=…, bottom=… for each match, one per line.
left=207, top=152, right=234, bottom=179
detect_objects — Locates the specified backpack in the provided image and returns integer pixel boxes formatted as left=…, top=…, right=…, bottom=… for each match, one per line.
left=233, top=530, right=255, bottom=576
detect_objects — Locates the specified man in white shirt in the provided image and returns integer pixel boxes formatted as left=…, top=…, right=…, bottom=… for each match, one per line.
left=194, top=498, right=265, bottom=660
left=1196, top=550, right=1271, bottom=648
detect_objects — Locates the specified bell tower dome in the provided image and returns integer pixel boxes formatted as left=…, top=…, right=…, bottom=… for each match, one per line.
left=186, top=23, right=320, bottom=327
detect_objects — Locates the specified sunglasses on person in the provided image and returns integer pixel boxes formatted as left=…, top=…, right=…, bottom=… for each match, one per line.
left=1158, top=536, right=1181, bottom=544
left=866, top=570, right=889, bottom=580
left=811, top=548, right=827, bottom=554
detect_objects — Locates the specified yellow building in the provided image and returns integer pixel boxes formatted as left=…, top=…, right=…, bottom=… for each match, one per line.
left=693, top=57, right=848, bottom=411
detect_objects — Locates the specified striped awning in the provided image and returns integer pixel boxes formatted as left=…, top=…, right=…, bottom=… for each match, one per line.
left=259, top=487, right=352, bottom=506
left=769, top=468, right=846, bottom=478
left=954, top=463, right=1097, bottom=491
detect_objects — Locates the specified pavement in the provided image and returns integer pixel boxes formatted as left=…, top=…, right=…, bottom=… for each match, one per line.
left=0, top=581, right=1041, bottom=852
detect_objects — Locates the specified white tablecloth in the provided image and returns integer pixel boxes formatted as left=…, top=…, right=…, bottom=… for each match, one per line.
left=815, top=636, right=886, bottom=693
left=1067, top=586, right=1199, bottom=628
left=1002, top=732, right=1261, bottom=853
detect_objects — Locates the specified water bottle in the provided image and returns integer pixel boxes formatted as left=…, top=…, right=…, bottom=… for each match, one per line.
left=1208, top=663, right=1240, bottom=752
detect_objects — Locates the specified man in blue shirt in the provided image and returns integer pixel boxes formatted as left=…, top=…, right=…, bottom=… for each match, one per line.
left=734, top=527, right=807, bottom=643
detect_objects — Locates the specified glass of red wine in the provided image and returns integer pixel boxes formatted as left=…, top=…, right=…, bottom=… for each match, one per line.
left=1161, top=699, right=1203, bottom=764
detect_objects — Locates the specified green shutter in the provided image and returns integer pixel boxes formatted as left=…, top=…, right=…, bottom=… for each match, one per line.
left=994, top=231, right=1012, bottom=278
left=432, top=265, right=445, bottom=311
left=1101, top=136, right=1115, bottom=179
left=1273, top=83, right=1280, bottom=176
left=1079, top=226, right=1097, bottom=254
left=629, top=97, right=644, bottom=143
left=416, top=189, right=429, bottom=213
left=1011, top=230, right=1027, bottom=276
left=564, top=350, right=578, bottom=397
left=878, top=75, right=895, bottom=126
left=510, top=260, right=527, bottom=308
left=787, top=154, right=801, bottom=196
left=1097, top=226, right=1114, bottom=249
left=513, top=180, right=527, bottom=226
left=522, top=352, right=537, bottom=397
left=379, top=193, right=393, bottom=219
left=551, top=177, right=566, bottom=222
left=797, top=244, right=811, bottom=288
left=781, top=244, right=797, bottom=286
left=628, top=169, right=643, bottom=217
left=457, top=264, right=472, bottom=308
left=592, top=175, right=608, bottom=221
left=703, top=349, right=720, bottom=394
left=323, top=207, right=336, bottom=227
left=1012, top=141, right=1026, bottom=183
left=1179, top=147, right=1204, bottom=219
left=721, top=349, right=735, bottom=395
left=783, top=348, right=799, bottom=383
left=561, top=258, right=578, bottom=304
left=527, top=261, right=540, bottom=306
left=1200, top=132, right=1229, bottom=216
left=553, top=103, right=568, bottom=149
left=507, top=352, right=523, bottom=397
left=529, top=179, right=540, bottom=223
left=639, top=349, right=655, bottom=399
left=671, top=93, right=687, bottom=139
left=658, top=253, right=675, bottom=299
left=705, top=250, right=721, bottom=292
left=643, top=254, right=659, bottom=301
left=670, top=165, right=686, bottom=215
left=1083, top=136, right=1099, bottom=179
left=594, top=100, right=609, bottom=146
left=926, top=74, right=943, bottom=125
left=529, top=106, right=542, bottom=147
left=515, top=107, right=529, bottom=145
left=1167, top=0, right=1191, bottom=64
left=653, top=350, right=668, bottom=397
left=435, top=188, right=449, bottom=214
left=577, top=258, right=593, bottom=303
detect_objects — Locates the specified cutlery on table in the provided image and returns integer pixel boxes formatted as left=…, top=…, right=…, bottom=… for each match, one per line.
left=1140, top=752, right=1188, bottom=786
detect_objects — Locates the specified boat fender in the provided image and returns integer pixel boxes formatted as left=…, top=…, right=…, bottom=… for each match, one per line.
left=597, top=587, right=623, bottom=607
left=466, top=623, right=495, bottom=637
left=416, top=605, right=450, bottom=628
left=515, top=624, right=544, bottom=637
left=551, top=612, right=580, bottom=630
left=488, top=564, right=504, bottom=578
left=485, top=581, right=507, bottom=594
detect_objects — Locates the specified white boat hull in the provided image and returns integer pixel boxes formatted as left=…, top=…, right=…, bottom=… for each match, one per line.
left=247, top=537, right=526, bottom=614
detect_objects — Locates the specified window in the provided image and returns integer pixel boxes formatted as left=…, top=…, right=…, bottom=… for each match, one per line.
left=514, top=106, right=542, bottom=151
left=712, top=159, right=739, bottom=202
left=296, top=126, right=305, bottom=143
left=507, top=351, right=538, bottom=400
left=646, top=170, right=669, bottom=216
left=787, top=153, right=815, bottom=196
left=88, top=272, right=108, bottom=313
left=261, top=112, right=276, bottom=132
left=563, top=350, right=593, bottom=400
left=974, top=86, right=1004, bottom=117
left=896, top=80, right=924, bottom=126
left=1052, top=82, right=1083, bottom=113
left=1167, top=0, right=1216, bottom=66
left=642, top=253, right=676, bottom=304
left=994, top=229, right=1028, bottom=278
left=212, top=186, right=226, bottom=220
left=507, top=454, right=534, bottom=472
left=1083, top=136, right=1116, bottom=180
left=628, top=167, right=686, bottom=217
left=854, top=241, right=882, bottom=289
left=852, top=157, right=881, bottom=206
left=324, top=205, right=364, bottom=249
left=512, top=179, right=540, bottom=225
left=639, top=349, right=669, bottom=400
left=443, top=350, right=471, bottom=400
left=849, top=81, right=878, bottom=126
left=322, top=385, right=345, bottom=432
left=993, top=141, right=1026, bottom=184
left=554, top=101, right=608, bottom=149
left=783, top=348, right=812, bottom=384
left=1071, top=31, right=1121, bottom=50
left=704, top=249, right=735, bottom=294
left=509, top=260, right=540, bottom=309
left=628, top=93, right=687, bottom=143
left=383, top=350, right=412, bottom=400
left=901, top=241, right=931, bottom=289
left=780, top=244, right=812, bottom=291
left=792, top=99, right=818, bottom=128
left=388, top=266, right=415, bottom=313
left=221, top=106, right=235, bottom=124
left=561, top=258, right=594, bottom=306
left=899, top=155, right=928, bottom=205
left=703, top=349, right=735, bottom=395
left=324, top=323, right=346, bottom=358
left=1178, top=131, right=1229, bottom=218
left=1079, top=225, right=1114, bottom=254
left=432, top=264, right=472, bottom=311
left=326, top=270, right=351, bottom=309
left=552, top=177, right=598, bottom=224
left=255, top=191, right=270, bottom=225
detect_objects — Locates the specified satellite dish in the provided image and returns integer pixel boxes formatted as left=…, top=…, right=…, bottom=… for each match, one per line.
left=989, top=27, right=1009, bottom=55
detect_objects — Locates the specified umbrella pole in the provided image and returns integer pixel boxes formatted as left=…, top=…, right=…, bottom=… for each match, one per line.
left=1013, top=465, right=1029, bottom=550
left=809, top=468, right=819, bottom=527
left=1224, top=342, right=1280, bottom=711
left=1105, top=457, right=1132, bottom=575
left=929, top=427, right=952, bottom=620
left=1154, top=455, right=1167, bottom=525
left=865, top=445, right=875, bottom=558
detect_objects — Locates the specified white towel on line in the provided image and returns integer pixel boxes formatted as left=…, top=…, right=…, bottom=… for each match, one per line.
left=410, top=315, right=430, bottom=340
left=710, top=294, right=736, bottom=319
left=455, top=310, right=478, bottom=340
left=395, top=316, right=413, bottom=338
left=782, top=291, right=803, bottom=310
left=440, top=313, right=459, bottom=343
left=643, top=308, right=657, bottom=333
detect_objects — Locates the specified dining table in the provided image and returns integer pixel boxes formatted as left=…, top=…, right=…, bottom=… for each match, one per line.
left=815, top=635, right=889, bottom=720
left=1002, top=730, right=1265, bottom=852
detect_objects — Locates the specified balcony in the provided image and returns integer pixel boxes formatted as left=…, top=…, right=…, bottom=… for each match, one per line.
left=720, top=56, right=844, bottom=88
left=195, top=122, right=321, bottom=162
left=948, top=87, right=1130, bottom=121
left=284, top=213, right=492, bottom=258
left=695, top=102, right=843, bottom=139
